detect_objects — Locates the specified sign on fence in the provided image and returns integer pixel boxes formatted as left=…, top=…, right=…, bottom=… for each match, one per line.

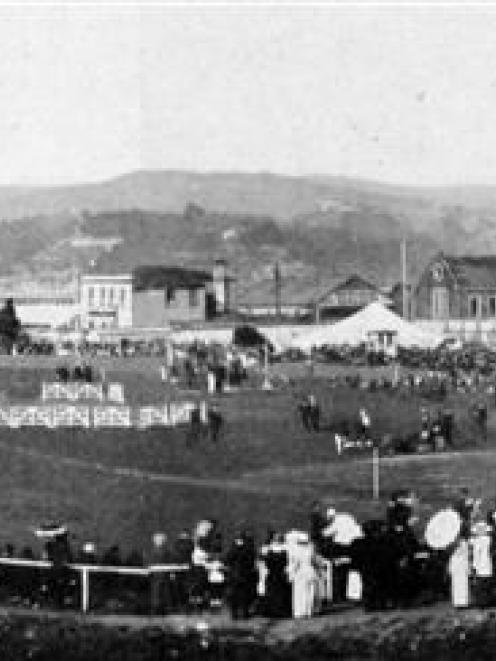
left=107, top=383, right=125, bottom=403
left=169, top=401, right=197, bottom=425
left=138, top=406, right=170, bottom=428
left=93, top=406, right=132, bottom=428
left=9, top=405, right=53, bottom=428
left=53, top=405, right=91, bottom=428
left=41, top=382, right=105, bottom=402
left=0, top=401, right=206, bottom=429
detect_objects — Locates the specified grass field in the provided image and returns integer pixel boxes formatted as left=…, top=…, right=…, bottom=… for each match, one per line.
left=0, top=358, right=494, bottom=557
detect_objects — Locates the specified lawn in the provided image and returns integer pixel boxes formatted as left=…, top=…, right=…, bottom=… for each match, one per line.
left=0, top=359, right=492, bottom=557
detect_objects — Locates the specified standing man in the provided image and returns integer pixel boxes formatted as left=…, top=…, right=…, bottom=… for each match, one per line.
left=208, top=405, right=223, bottom=443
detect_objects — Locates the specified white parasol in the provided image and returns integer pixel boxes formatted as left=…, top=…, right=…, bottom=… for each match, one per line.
left=425, top=508, right=461, bottom=550
left=322, top=513, right=363, bottom=545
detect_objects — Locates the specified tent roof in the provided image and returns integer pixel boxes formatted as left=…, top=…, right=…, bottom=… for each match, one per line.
left=290, top=302, right=442, bottom=350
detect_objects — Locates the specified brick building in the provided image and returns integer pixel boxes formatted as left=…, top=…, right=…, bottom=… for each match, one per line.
left=131, top=260, right=232, bottom=328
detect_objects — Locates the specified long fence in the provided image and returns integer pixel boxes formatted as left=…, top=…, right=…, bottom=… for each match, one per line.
left=0, top=557, right=189, bottom=614
left=0, top=402, right=208, bottom=429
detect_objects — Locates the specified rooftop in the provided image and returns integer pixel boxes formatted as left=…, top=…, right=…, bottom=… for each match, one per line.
left=442, top=255, right=496, bottom=289
left=133, top=265, right=212, bottom=292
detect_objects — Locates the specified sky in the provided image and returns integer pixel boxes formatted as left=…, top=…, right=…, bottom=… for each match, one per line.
left=1, top=4, right=496, bottom=186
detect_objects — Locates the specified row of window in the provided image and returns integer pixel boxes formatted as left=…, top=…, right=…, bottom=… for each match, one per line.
left=468, top=295, right=496, bottom=318
left=325, top=291, right=376, bottom=307
left=87, top=286, right=128, bottom=307
left=165, top=288, right=199, bottom=308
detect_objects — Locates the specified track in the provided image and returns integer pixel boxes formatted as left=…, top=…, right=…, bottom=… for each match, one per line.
left=0, top=438, right=280, bottom=496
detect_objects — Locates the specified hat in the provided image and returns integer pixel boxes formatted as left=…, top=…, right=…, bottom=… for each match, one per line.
left=472, top=521, right=491, bottom=536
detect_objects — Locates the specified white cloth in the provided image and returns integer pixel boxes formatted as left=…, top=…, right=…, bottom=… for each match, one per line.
left=448, top=540, right=470, bottom=607
left=471, top=534, right=493, bottom=578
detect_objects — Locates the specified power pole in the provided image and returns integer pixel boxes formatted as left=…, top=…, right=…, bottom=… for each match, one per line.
left=401, top=239, right=408, bottom=319
left=274, top=262, right=281, bottom=321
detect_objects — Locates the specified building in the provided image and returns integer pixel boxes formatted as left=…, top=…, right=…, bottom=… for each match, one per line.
left=389, top=282, right=413, bottom=320
left=414, top=253, right=496, bottom=321
left=131, top=266, right=212, bottom=327
left=80, top=274, right=133, bottom=330
left=0, top=260, right=232, bottom=335
left=0, top=271, right=80, bottom=331
left=132, top=261, right=233, bottom=327
left=236, top=278, right=313, bottom=320
left=314, top=275, right=387, bottom=322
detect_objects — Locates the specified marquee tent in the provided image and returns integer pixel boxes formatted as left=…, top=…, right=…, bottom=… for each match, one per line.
left=289, top=302, right=442, bottom=352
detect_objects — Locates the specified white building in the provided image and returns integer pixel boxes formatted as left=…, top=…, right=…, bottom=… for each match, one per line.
left=79, top=274, right=133, bottom=330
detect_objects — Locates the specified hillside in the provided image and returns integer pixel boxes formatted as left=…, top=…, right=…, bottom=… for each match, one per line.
left=2, top=170, right=496, bottom=289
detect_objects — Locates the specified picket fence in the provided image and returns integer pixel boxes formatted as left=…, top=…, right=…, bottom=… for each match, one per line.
left=0, top=401, right=207, bottom=429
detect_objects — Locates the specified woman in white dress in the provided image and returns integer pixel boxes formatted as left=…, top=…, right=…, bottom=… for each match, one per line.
left=287, top=536, right=318, bottom=618
left=448, top=538, right=470, bottom=608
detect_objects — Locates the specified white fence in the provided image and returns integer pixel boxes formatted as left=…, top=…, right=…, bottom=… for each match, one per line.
left=0, top=556, right=189, bottom=613
left=0, top=402, right=207, bottom=429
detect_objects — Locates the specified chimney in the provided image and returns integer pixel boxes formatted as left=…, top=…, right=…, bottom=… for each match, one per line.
left=213, top=259, right=229, bottom=314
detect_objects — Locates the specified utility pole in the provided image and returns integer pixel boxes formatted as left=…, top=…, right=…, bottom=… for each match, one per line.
left=401, top=239, right=408, bottom=319
left=274, top=262, right=281, bottom=321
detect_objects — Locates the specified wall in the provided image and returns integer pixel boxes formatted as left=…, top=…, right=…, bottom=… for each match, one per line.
left=15, top=302, right=80, bottom=330
left=133, top=287, right=206, bottom=327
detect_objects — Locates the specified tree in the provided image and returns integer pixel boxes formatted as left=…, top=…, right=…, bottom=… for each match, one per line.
left=0, top=298, right=20, bottom=353
left=183, top=202, right=206, bottom=221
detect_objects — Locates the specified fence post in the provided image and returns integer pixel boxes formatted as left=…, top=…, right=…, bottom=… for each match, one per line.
left=372, top=446, right=380, bottom=501
left=81, top=567, right=90, bottom=613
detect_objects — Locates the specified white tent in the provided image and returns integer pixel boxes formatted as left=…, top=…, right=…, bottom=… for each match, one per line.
left=290, top=302, right=442, bottom=352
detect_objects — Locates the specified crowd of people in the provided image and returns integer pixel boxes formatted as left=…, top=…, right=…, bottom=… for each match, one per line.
left=1, top=489, right=495, bottom=619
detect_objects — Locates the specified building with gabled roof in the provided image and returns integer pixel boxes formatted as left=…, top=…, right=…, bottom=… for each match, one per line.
left=314, top=274, right=388, bottom=321
left=414, top=253, right=496, bottom=320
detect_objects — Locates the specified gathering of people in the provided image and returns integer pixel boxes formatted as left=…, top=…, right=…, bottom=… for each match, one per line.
left=0, top=487, right=493, bottom=619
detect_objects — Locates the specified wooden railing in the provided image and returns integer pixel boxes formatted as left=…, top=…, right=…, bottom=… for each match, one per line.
left=0, top=557, right=189, bottom=614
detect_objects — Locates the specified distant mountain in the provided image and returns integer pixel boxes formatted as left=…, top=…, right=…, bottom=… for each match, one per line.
left=2, top=170, right=496, bottom=290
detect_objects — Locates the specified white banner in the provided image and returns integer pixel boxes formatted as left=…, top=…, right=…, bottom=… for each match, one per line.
left=93, top=406, right=131, bottom=428
left=52, top=405, right=91, bottom=428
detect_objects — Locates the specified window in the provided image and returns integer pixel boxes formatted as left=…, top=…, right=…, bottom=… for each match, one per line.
left=469, top=296, right=478, bottom=318
left=165, top=287, right=175, bottom=304
left=120, top=288, right=126, bottom=305
left=100, top=287, right=106, bottom=305
left=109, top=288, right=115, bottom=304
left=88, top=286, right=94, bottom=304
left=88, top=320, right=94, bottom=330
left=490, top=297, right=496, bottom=317
left=189, top=288, right=198, bottom=307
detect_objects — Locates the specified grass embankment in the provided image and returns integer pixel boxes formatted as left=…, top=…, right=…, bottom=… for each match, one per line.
left=1, top=604, right=496, bottom=660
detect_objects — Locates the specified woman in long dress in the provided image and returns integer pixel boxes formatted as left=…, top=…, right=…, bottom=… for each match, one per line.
left=448, top=538, right=470, bottom=608
left=288, top=540, right=318, bottom=618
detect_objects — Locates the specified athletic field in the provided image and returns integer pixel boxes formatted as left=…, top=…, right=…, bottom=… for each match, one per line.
left=0, top=357, right=493, bottom=556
